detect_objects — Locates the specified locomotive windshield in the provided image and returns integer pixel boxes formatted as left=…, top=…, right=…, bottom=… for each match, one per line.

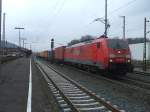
left=108, top=39, right=128, bottom=49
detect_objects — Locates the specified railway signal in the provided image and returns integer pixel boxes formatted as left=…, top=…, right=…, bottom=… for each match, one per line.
left=51, top=38, right=54, bottom=63
left=51, top=38, right=54, bottom=50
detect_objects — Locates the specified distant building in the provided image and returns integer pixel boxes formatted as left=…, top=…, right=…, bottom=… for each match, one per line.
left=0, top=41, right=19, bottom=55
left=0, top=41, right=18, bottom=48
left=129, top=42, right=150, bottom=60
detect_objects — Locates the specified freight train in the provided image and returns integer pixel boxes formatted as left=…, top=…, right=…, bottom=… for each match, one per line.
left=38, top=50, right=52, bottom=60
left=38, top=36, right=133, bottom=75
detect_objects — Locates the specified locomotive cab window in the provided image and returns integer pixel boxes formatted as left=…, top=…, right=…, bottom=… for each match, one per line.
left=108, top=39, right=128, bottom=49
left=97, top=42, right=100, bottom=48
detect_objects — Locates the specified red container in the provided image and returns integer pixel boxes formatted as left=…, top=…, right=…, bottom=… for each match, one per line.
left=39, top=50, right=49, bottom=58
left=54, top=46, right=66, bottom=61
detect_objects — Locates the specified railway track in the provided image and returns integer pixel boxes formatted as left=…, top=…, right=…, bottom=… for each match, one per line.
left=68, top=65, right=150, bottom=93
left=117, top=76, right=150, bottom=91
left=126, top=71, right=150, bottom=88
left=35, top=60, right=124, bottom=112
left=45, top=62, right=150, bottom=96
left=133, top=70, right=150, bottom=76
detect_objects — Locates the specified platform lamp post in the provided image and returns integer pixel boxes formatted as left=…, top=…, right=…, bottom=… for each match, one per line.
left=24, top=43, right=29, bottom=49
left=24, top=42, right=32, bottom=50
left=2, top=13, right=6, bottom=55
left=0, top=0, right=2, bottom=55
left=51, top=38, right=54, bottom=63
left=14, top=27, right=24, bottom=48
left=29, top=43, right=32, bottom=50
left=24, top=43, right=27, bottom=49
left=21, top=38, right=27, bottom=48
left=143, top=18, right=149, bottom=71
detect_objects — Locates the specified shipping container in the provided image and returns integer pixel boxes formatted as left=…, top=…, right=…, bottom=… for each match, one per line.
left=54, top=46, right=66, bottom=62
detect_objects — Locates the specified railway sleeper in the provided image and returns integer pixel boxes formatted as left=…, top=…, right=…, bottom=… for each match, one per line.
left=37, top=60, right=124, bottom=112
left=63, top=108, right=71, bottom=112
left=67, top=95, right=90, bottom=99
left=63, top=90, right=83, bottom=94
left=74, top=102, right=99, bottom=106
left=78, top=106, right=106, bottom=111
left=65, top=93, right=86, bottom=96
left=71, top=99, right=95, bottom=103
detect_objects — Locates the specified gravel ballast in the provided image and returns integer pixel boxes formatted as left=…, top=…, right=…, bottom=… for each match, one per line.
left=44, top=61, right=150, bottom=112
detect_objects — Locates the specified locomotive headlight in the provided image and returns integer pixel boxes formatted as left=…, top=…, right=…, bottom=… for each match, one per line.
left=109, top=59, right=113, bottom=62
left=127, top=59, right=131, bottom=63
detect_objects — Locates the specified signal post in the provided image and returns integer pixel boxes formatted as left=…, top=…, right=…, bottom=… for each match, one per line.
left=51, top=38, right=54, bottom=63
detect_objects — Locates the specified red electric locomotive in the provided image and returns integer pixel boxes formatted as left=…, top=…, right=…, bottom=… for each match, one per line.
left=55, top=36, right=133, bottom=75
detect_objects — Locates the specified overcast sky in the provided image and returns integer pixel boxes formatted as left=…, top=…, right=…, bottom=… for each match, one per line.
left=2, top=0, right=150, bottom=51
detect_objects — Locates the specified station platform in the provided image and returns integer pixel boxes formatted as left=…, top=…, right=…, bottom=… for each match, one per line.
left=0, top=57, right=54, bottom=112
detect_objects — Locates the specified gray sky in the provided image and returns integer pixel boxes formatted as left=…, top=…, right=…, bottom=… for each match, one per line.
left=3, top=0, right=150, bottom=51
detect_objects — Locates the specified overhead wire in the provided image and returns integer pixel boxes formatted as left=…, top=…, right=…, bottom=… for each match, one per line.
left=91, top=0, right=139, bottom=34
left=55, top=0, right=67, bottom=15
left=49, top=0, right=67, bottom=35
left=108, top=0, right=138, bottom=17
left=107, top=0, right=140, bottom=37
left=52, top=0, right=139, bottom=39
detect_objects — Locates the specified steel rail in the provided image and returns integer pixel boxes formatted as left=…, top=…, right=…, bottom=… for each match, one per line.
left=133, top=70, right=150, bottom=76
left=49, top=62, right=150, bottom=95
left=35, top=60, right=124, bottom=112
left=36, top=62, right=79, bottom=112
left=43, top=62, right=123, bottom=112
left=119, top=76, right=150, bottom=90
